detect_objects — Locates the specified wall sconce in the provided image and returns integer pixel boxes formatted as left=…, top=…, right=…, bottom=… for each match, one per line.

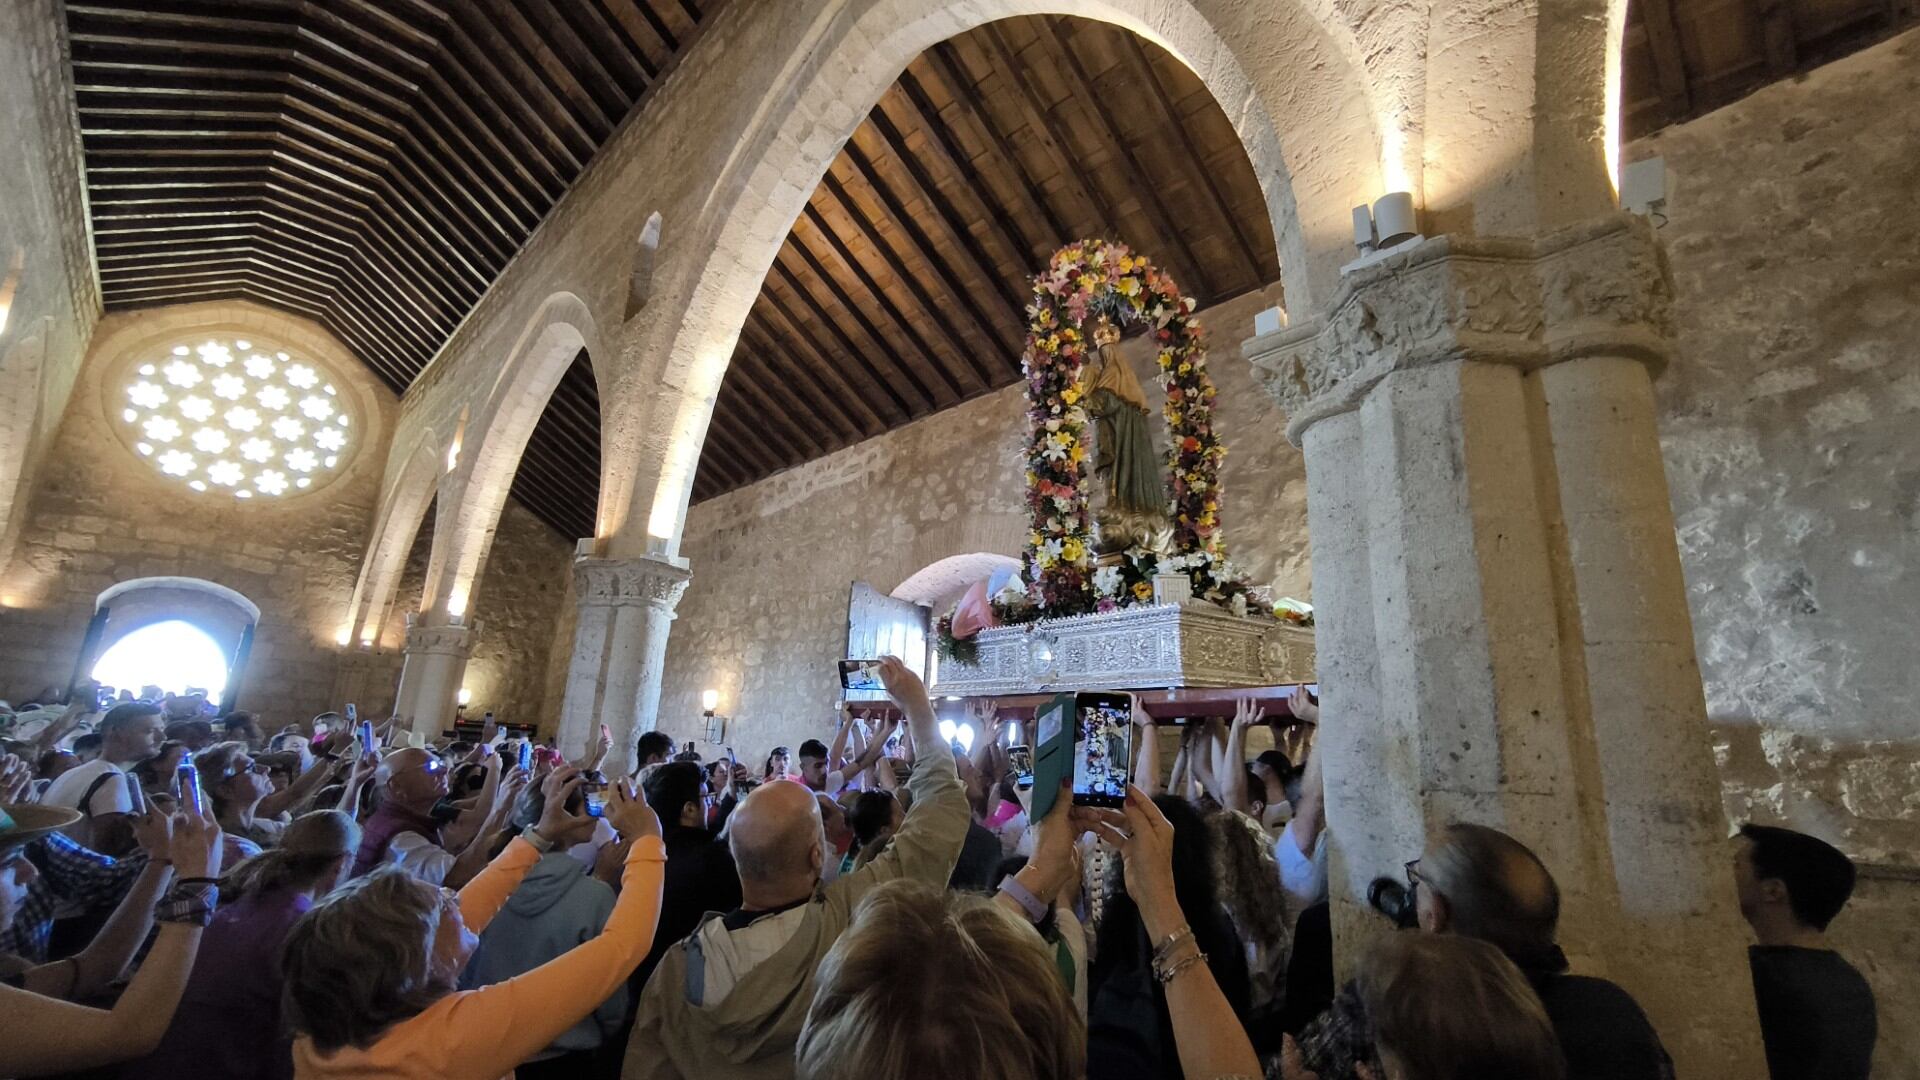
left=701, top=688, right=720, bottom=715
left=457, top=687, right=472, bottom=707
left=702, top=689, right=726, bottom=745
left=1346, top=192, right=1424, bottom=273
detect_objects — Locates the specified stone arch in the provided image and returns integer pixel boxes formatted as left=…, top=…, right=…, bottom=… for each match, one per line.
left=628, top=0, right=1389, bottom=555
left=890, top=551, right=1024, bottom=613
left=341, top=428, right=442, bottom=646
left=85, top=576, right=260, bottom=702
left=869, top=512, right=1028, bottom=601
left=420, top=291, right=602, bottom=620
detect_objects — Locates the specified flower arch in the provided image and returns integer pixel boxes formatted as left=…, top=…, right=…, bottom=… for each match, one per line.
left=1020, top=239, right=1236, bottom=618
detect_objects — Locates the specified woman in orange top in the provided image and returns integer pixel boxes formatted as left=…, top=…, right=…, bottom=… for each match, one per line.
left=282, top=767, right=665, bottom=1079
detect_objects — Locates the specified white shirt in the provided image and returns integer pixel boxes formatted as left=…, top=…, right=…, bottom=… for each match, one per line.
left=40, top=759, right=134, bottom=848
left=1275, top=820, right=1329, bottom=912
left=386, top=830, right=456, bottom=886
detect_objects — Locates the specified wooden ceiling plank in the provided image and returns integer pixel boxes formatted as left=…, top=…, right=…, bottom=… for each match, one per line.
left=1033, top=19, right=1214, bottom=298
left=765, top=257, right=922, bottom=421
left=706, top=386, right=805, bottom=475
left=829, top=153, right=1023, bottom=367
left=424, top=68, right=566, bottom=200
left=559, top=0, right=654, bottom=94
left=883, top=76, right=1037, bottom=273
left=445, top=14, right=594, bottom=168
left=1114, top=33, right=1271, bottom=285
left=387, top=121, right=529, bottom=256
left=776, top=236, right=946, bottom=408
left=477, top=0, right=619, bottom=137
left=737, top=318, right=872, bottom=442
left=592, top=0, right=669, bottom=76
left=1634, top=0, right=1694, bottom=118
left=815, top=169, right=1015, bottom=382
left=327, top=248, right=456, bottom=354
left=797, top=203, right=971, bottom=398
left=406, top=92, right=545, bottom=232
left=515, top=0, right=636, bottom=122
left=718, top=349, right=835, bottom=459
left=921, top=43, right=1071, bottom=244
left=851, top=121, right=1029, bottom=329
left=741, top=313, right=885, bottom=439
left=607, top=0, right=682, bottom=55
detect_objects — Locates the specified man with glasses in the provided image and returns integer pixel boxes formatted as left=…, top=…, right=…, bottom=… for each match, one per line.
left=1286, top=824, right=1673, bottom=1080
left=351, top=747, right=505, bottom=888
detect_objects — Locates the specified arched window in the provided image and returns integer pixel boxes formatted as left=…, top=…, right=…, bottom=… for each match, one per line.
left=90, top=620, right=231, bottom=704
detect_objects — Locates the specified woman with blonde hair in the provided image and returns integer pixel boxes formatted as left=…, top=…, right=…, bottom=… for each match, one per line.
left=1356, top=932, right=1566, bottom=1080
left=281, top=768, right=664, bottom=1079
left=136, top=809, right=361, bottom=1080
left=797, top=878, right=1083, bottom=1080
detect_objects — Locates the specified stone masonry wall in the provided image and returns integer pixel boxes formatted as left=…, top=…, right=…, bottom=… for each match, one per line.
left=661, top=284, right=1307, bottom=758
left=1634, top=27, right=1920, bottom=867
left=0, top=301, right=575, bottom=732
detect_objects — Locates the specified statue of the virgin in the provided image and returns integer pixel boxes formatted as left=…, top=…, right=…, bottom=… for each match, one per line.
left=1080, top=316, right=1170, bottom=556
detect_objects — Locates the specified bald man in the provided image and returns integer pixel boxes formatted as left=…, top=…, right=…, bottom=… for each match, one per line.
left=1291, top=823, right=1674, bottom=1080
left=626, top=657, right=968, bottom=1080
left=350, top=745, right=503, bottom=888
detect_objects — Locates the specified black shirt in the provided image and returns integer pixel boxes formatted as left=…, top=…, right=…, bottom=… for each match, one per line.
left=1749, top=945, right=1877, bottom=1080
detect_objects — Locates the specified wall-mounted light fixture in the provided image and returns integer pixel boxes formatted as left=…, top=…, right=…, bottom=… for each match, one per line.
left=702, top=688, right=720, bottom=715
left=457, top=686, right=472, bottom=707
left=1345, top=192, right=1424, bottom=273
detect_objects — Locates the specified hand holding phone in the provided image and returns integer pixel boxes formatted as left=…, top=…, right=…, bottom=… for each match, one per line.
left=838, top=659, right=884, bottom=692
left=176, top=762, right=203, bottom=816
left=517, top=740, right=533, bottom=772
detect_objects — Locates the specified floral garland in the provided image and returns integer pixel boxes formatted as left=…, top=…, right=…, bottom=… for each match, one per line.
left=1021, top=239, right=1237, bottom=616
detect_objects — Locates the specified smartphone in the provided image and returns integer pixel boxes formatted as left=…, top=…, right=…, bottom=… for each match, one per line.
left=1007, top=744, right=1034, bottom=788
left=517, top=740, right=533, bottom=771
left=176, top=762, right=203, bottom=816
left=344, top=702, right=358, bottom=723
left=582, top=770, right=608, bottom=818
left=357, top=718, right=376, bottom=752
left=124, top=771, right=147, bottom=816
left=838, top=659, right=885, bottom=691
left=1072, top=692, right=1134, bottom=807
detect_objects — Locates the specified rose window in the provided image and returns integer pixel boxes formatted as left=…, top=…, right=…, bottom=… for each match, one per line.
left=117, top=338, right=354, bottom=498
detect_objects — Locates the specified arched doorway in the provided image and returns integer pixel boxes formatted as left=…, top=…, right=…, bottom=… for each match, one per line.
left=91, top=620, right=232, bottom=703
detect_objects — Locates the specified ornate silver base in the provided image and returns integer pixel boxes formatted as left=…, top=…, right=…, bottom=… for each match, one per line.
left=930, top=603, right=1315, bottom=696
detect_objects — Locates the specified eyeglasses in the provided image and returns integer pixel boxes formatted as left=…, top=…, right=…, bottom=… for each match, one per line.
left=224, top=758, right=270, bottom=779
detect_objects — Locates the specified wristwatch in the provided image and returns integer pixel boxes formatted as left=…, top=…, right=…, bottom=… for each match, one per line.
left=521, top=827, right=556, bottom=854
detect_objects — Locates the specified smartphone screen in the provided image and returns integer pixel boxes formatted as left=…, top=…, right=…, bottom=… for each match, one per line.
left=344, top=702, right=358, bottom=723
left=1008, top=744, right=1034, bottom=788
left=176, top=763, right=203, bottom=816
left=517, top=740, right=533, bottom=771
left=358, top=719, right=376, bottom=752
left=1072, top=692, right=1133, bottom=807
left=838, top=659, right=884, bottom=691
left=124, top=771, right=147, bottom=816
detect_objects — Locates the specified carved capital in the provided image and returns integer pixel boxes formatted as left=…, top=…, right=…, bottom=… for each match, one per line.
left=402, top=612, right=477, bottom=657
left=573, top=556, right=691, bottom=614
left=1245, top=214, right=1676, bottom=443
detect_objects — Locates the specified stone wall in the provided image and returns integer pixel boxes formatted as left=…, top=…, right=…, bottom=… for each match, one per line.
left=661, top=284, right=1307, bottom=757
left=0, top=0, right=101, bottom=569
left=0, top=301, right=576, bottom=732
left=1633, top=27, right=1920, bottom=867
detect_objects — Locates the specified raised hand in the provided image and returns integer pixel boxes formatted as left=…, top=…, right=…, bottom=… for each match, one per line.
left=534, top=766, right=585, bottom=840
left=606, top=777, right=661, bottom=842
left=169, top=799, right=224, bottom=881
left=1287, top=684, right=1319, bottom=725
left=1086, top=784, right=1181, bottom=935
left=1026, top=779, right=1125, bottom=903
left=131, top=805, right=174, bottom=861
left=1232, top=697, right=1265, bottom=730
left=0, top=753, right=32, bottom=803
left=875, top=656, right=931, bottom=719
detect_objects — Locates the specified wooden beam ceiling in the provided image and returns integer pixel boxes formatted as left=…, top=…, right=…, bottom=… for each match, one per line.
left=68, top=2, right=1917, bottom=532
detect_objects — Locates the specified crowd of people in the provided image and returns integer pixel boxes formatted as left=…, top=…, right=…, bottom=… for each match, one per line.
left=0, top=670, right=1879, bottom=1079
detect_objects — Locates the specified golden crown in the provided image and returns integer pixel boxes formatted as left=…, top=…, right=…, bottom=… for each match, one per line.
left=1091, top=317, right=1122, bottom=347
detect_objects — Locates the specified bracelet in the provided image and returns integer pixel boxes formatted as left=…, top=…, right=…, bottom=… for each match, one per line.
left=997, top=875, right=1050, bottom=924
left=155, top=881, right=219, bottom=926
left=176, top=876, right=218, bottom=887
left=1151, top=924, right=1195, bottom=964
left=521, top=828, right=556, bottom=854
left=1153, top=949, right=1209, bottom=984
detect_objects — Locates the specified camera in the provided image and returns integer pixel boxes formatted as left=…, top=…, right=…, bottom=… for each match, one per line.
left=1368, top=876, right=1420, bottom=929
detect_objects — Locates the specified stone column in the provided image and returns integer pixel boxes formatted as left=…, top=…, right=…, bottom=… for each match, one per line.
left=1246, top=215, right=1764, bottom=1074
left=556, top=555, right=691, bottom=773
left=392, top=614, right=476, bottom=739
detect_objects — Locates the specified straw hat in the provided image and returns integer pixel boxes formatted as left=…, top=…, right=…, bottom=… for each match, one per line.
left=0, top=803, right=82, bottom=850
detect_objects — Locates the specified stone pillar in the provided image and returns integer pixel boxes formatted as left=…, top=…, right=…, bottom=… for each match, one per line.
left=1246, top=215, right=1764, bottom=1074
left=393, top=614, right=476, bottom=738
left=556, top=555, right=690, bottom=773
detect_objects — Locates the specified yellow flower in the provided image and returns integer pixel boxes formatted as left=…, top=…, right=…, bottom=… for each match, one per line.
left=1117, top=277, right=1141, bottom=297
left=1178, top=362, right=1191, bottom=375
left=1070, top=443, right=1086, bottom=463
left=1062, top=538, right=1086, bottom=562
left=1132, top=581, right=1154, bottom=601
left=1061, top=386, right=1081, bottom=405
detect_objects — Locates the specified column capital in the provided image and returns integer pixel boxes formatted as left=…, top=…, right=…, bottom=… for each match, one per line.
left=402, top=611, right=477, bottom=656
left=573, top=555, right=691, bottom=614
left=1245, top=214, right=1676, bottom=443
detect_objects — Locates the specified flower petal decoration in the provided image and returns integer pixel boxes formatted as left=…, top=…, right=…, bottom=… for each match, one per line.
left=127, top=381, right=169, bottom=409
left=224, top=406, right=261, bottom=433
left=239, top=437, right=275, bottom=464
left=284, top=446, right=319, bottom=473
left=190, top=427, right=231, bottom=454
left=162, top=360, right=203, bottom=388
left=256, top=385, right=290, bottom=411
left=157, top=449, right=195, bottom=476
left=206, top=460, right=244, bottom=487
left=178, top=395, right=215, bottom=423
left=142, top=415, right=182, bottom=443
left=210, top=373, right=248, bottom=401
left=255, top=470, right=288, bottom=496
